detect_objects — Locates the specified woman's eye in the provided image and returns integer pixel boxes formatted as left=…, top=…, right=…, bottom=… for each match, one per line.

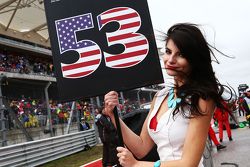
left=165, top=48, right=171, bottom=54
left=177, top=52, right=183, bottom=57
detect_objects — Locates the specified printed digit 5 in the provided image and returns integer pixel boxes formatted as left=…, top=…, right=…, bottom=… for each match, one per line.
left=55, top=13, right=102, bottom=78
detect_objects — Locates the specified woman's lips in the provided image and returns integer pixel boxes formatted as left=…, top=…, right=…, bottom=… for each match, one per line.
left=166, top=65, right=178, bottom=70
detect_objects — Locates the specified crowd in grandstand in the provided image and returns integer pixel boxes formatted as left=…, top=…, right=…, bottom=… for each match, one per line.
left=5, top=95, right=149, bottom=130
left=0, top=52, right=54, bottom=76
left=7, top=95, right=95, bottom=129
left=0, top=50, right=156, bottom=130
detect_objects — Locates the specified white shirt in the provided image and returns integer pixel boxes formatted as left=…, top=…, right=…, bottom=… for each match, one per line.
left=147, top=88, right=204, bottom=167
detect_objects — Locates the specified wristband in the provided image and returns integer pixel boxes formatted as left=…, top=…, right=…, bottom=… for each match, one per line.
left=154, top=160, right=161, bottom=167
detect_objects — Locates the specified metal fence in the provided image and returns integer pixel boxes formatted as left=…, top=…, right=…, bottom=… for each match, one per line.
left=0, top=129, right=97, bottom=167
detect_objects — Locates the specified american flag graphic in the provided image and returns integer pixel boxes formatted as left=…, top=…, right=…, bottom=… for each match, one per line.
left=55, top=13, right=102, bottom=78
left=97, top=7, right=149, bottom=68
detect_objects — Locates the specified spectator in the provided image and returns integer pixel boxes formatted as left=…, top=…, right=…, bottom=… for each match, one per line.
left=58, top=111, right=64, bottom=124
left=95, top=107, right=119, bottom=167
left=242, top=90, right=250, bottom=128
left=237, top=96, right=245, bottom=116
left=80, top=117, right=90, bottom=131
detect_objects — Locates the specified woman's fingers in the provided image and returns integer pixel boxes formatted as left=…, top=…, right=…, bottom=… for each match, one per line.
left=105, top=91, right=118, bottom=102
left=103, top=91, right=119, bottom=117
left=117, top=147, right=127, bottom=166
left=104, top=91, right=119, bottom=103
left=117, top=146, right=126, bottom=155
left=116, top=147, right=137, bottom=167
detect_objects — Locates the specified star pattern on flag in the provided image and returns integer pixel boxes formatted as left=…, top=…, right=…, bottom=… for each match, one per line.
left=56, top=13, right=94, bottom=52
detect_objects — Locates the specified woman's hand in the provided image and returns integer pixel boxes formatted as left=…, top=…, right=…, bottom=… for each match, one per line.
left=103, top=91, right=119, bottom=118
left=117, top=147, right=139, bottom=167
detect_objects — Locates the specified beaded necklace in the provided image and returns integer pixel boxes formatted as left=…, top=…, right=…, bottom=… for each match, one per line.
left=167, top=88, right=181, bottom=109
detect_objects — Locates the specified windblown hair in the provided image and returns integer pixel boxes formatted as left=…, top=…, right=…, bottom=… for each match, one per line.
left=165, top=23, right=231, bottom=118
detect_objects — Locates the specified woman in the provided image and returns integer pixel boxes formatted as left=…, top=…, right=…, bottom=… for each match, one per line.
left=104, top=23, right=228, bottom=167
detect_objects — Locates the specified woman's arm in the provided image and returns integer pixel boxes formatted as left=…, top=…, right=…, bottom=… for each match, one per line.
left=176, top=98, right=215, bottom=167
left=103, top=91, right=155, bottom=159
left=117, top=97, right=215, bottom=167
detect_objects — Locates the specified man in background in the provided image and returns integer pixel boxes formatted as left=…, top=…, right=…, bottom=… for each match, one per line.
left=95, top=107, right=118, bottom=167
left=80, top=117, right=90, bottom=131
left=242, top=90, right=250, bottom=128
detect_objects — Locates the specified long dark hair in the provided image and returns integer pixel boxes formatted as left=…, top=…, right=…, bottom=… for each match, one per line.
left=165, top=23, right=231, bottom=118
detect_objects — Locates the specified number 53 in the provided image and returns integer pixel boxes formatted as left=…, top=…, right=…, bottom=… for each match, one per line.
left=55, top=7, right=149, bottom=78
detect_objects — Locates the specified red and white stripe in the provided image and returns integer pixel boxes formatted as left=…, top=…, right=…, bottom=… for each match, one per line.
left=98, top=7, right=149, bottom=68
left=61, top=43, right=102, bottom=78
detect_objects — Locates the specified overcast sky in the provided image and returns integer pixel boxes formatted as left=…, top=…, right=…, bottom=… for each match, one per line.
left=147, top=0, right=250, bottom=91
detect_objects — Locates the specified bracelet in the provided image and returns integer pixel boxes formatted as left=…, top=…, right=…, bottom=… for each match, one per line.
left=154, top=160, right=161, bottom=167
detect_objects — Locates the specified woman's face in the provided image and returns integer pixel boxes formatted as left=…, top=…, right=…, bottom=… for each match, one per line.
left=162, top=39, right=191, bottom=81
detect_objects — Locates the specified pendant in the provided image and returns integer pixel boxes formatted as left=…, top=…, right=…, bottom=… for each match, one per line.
left=168, top=88, right=181, bottom=109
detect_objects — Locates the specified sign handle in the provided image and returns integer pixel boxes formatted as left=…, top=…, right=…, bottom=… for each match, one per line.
left=114, top=106, right=124, bottom=147
left=113, top=107, right=123, bottom=167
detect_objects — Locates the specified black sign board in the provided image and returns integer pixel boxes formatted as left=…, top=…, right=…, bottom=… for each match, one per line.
left=44, top=0, right=163, bottom=101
